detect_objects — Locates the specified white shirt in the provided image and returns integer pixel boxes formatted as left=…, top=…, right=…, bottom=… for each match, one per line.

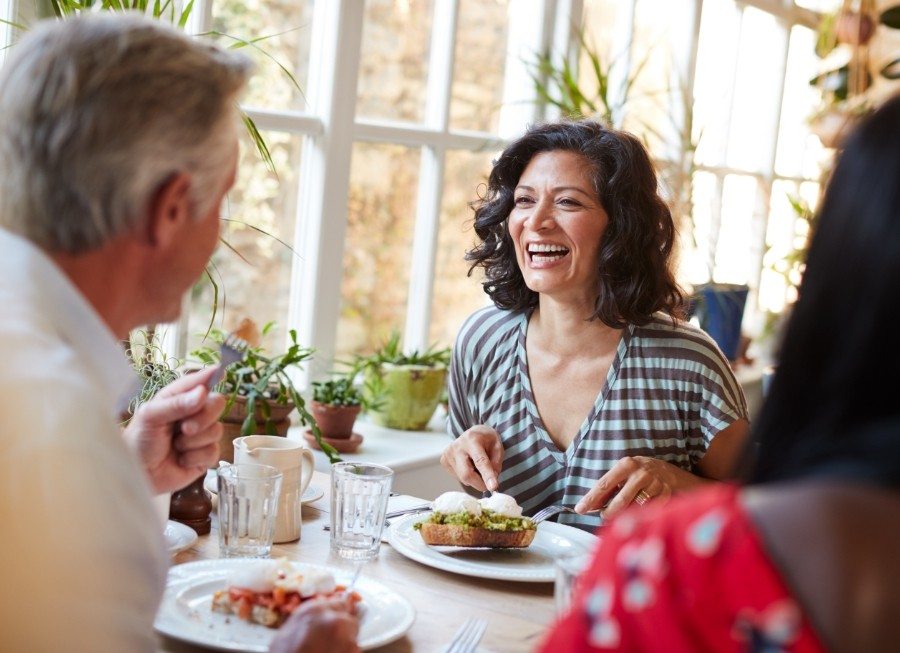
left=0, top=228, right=168, bottom=652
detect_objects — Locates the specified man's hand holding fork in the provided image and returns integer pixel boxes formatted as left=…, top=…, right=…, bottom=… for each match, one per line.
left=124, top=364, right=227, bottom=494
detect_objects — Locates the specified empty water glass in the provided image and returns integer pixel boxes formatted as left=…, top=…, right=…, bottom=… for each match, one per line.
left=330, top=462, right=393, bottom=561
left=217, top=463, right=283, bottom=558
left=554, top=551, right=592, bottom=615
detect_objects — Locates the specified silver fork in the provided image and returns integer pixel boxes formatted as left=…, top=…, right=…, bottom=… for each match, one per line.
left=443, top=617, right=488, bottom=653
left=531, top=504, right=602, bottom=524
left=206, top=332, right=248, bottom=390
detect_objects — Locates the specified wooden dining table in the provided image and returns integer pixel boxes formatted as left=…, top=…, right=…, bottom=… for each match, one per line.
left=157, top=471, right=559, bottom=653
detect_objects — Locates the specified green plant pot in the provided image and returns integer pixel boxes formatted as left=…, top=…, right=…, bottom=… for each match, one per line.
left=364, top=363, right=447, bottom=431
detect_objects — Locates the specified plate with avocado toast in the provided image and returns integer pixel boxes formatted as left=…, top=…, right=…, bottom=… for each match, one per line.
left=387, top=512, right=599, bottom=582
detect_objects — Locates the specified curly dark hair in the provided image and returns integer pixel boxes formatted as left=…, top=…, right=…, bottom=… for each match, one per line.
left=466, top=119, right=684, bottom=328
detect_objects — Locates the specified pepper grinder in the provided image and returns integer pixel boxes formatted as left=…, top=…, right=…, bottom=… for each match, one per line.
left=169, top=474, right=212, bottom=535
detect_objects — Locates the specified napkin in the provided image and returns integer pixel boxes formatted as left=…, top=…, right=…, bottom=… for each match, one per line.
left=382, top=494, right=429, bottom=543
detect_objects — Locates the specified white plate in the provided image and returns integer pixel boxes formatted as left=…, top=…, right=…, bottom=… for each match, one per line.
left=154, top=559, right=415, bottom=651
left=164, top=520, right=198, bottom=556
left=204, top=470, right=324, bottom=504
left=388, top=513, right=599, bottom=583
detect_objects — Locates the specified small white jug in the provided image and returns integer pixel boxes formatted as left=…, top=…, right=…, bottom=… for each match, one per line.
left=233, top=435, right=314, bottom=543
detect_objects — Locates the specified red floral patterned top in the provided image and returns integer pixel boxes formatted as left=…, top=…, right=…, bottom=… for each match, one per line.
left=539, top=484, right=826, bottom=653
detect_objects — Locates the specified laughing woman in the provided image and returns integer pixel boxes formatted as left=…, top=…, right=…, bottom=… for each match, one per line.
left=440, top=121, right=749, bottom=531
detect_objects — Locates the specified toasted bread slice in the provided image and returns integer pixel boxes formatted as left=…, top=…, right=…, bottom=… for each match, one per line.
left=419, top=522, right=536, bottom=548
left=212, top=590, right=284, bottom=628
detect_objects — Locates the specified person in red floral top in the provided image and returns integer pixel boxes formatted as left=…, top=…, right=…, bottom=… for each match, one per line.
left=540, top=93, right=900, bottom=653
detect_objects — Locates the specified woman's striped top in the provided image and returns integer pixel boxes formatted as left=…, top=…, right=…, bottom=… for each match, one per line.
left=447, top=306, right=749, bottom=531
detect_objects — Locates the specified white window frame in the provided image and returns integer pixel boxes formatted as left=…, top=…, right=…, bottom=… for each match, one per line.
left=603, top=0, right=823, bottom=335
left=1, top=0, right=829, bottom=378
left=182, top=0, right=569, bottom=386
left=0, top=0, right=15, bottom=66
left=682, top=0, right=820, bottom=331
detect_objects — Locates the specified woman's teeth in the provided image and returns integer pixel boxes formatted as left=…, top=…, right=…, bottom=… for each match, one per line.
left=528, top=244, right=569, bottom=262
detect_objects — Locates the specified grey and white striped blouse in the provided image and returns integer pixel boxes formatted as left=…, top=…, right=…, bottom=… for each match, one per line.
left=448, top=306, right=748, bottom=532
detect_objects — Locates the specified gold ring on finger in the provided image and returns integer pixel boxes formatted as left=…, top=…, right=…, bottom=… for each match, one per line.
left=634, top=489, right=652, bottom=506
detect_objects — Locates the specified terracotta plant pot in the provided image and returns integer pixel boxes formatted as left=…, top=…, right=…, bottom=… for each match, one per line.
left=363, top=364, right=447, bottom=431
left=220, top=395, right=294, bottom=424
left=310, top=401, right=361, bottom=439
left=217, top=395, right=293, bottom=464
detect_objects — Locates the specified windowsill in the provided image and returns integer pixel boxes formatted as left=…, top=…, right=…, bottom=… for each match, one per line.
left=295, top=407, right=460, bottom=497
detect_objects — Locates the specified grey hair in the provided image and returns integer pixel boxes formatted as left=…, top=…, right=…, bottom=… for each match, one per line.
left=0, top=13, right=252, bottom=253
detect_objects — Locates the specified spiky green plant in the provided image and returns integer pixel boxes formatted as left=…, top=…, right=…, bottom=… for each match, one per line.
left=192, top=323, right=341, bottom=464
left=125, top=328, right=181, bottom=415
left=527, top=28, right=656, bottom=127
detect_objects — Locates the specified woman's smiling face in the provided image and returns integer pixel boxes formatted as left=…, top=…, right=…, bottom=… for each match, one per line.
left=508, top=150, right=609, bottom=303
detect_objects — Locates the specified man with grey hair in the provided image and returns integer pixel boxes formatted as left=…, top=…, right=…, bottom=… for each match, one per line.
left=0, top=14, right=358, bottom=653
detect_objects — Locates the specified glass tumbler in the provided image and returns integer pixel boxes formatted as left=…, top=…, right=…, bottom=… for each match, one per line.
left=330, top=462, right=394, bottom=561
left=217, top=463, right=283, bottom=558
left=554, top=551, right=592, bottom=615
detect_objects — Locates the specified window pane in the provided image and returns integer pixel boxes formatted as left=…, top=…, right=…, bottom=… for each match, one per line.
left=212, top=0, right=314, bottom=112
left=726, top=8, right=786, bottom=172
left=429, top=149, right=496, bottom=347
left=627, top=0, right=694, bottom=155
left=187, top=131, right=303, bottom=355
left=356, top=0, right=434, bottom=123
left=760, top=180, right=800, bottom=314
left=693, top=0, right=741, bottom=166
left=336, top=143, right=421, bottom=360
left=449, top=0, right=509, bottom=133
left=775, top=25, right=827, bottom=179
left=581, top=0, right=626, bottom=49
left=680, top=171, right=719, bottom=284
left=793, top=1, right=841, bottom=10
left=578, top=0, right=627, bottom=124
left=714, top=174, right=757, bottom=283
left=759, top=180, right=819, bottom=313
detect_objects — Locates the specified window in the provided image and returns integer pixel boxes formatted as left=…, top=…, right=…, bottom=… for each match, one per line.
left=182, top=0, right=538, bottom=383
left=1, top=0, right=838, bottom=379
left=578, top=0, right=827, bottom=340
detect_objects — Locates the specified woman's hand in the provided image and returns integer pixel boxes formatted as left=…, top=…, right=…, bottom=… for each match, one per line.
left=575, top=456, right=707, bottom=519
left=440, top=425, right=504, bottom=492
left=269, top=595, right=360, bottom=653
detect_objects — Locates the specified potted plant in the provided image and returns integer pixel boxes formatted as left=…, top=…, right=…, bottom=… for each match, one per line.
left=191, top=322, right=340, bottom=464
left=687, top=283, right=750, bottom=364
left=124, top=328, right=181, bottom=419
left=310, top=375, right=364, bottom=440
left=124, top=330, right=215, bottom=534
left=352, top=332, right=450, bottom=431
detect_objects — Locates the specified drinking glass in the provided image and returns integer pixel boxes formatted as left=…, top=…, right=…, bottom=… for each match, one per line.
left=554, top=551, right=592, bottom=615
left=217, top=463, right=283, bottom=558
left=330, top=462, right=394, bottom=561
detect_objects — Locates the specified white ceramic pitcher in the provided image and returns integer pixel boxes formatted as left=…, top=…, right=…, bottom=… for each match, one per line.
left=233, top=435, right=314, bottom=543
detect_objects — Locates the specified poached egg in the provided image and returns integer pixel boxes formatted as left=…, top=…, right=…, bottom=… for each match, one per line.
left=433, top=491, right=482, bottom=515
left=226, top=558, right=336, bottom=596
left=478, top=492, right=524, bottom=518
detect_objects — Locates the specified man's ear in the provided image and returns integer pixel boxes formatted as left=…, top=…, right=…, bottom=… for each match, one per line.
left=145, top=172, right=192, bottom=249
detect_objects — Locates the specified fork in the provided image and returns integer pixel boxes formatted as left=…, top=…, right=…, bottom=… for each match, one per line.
left=206, top=332, right=248, bottom=390
left=443, top=617, right=488, bottom=653
left=530, top=504, right=602, bottom=524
